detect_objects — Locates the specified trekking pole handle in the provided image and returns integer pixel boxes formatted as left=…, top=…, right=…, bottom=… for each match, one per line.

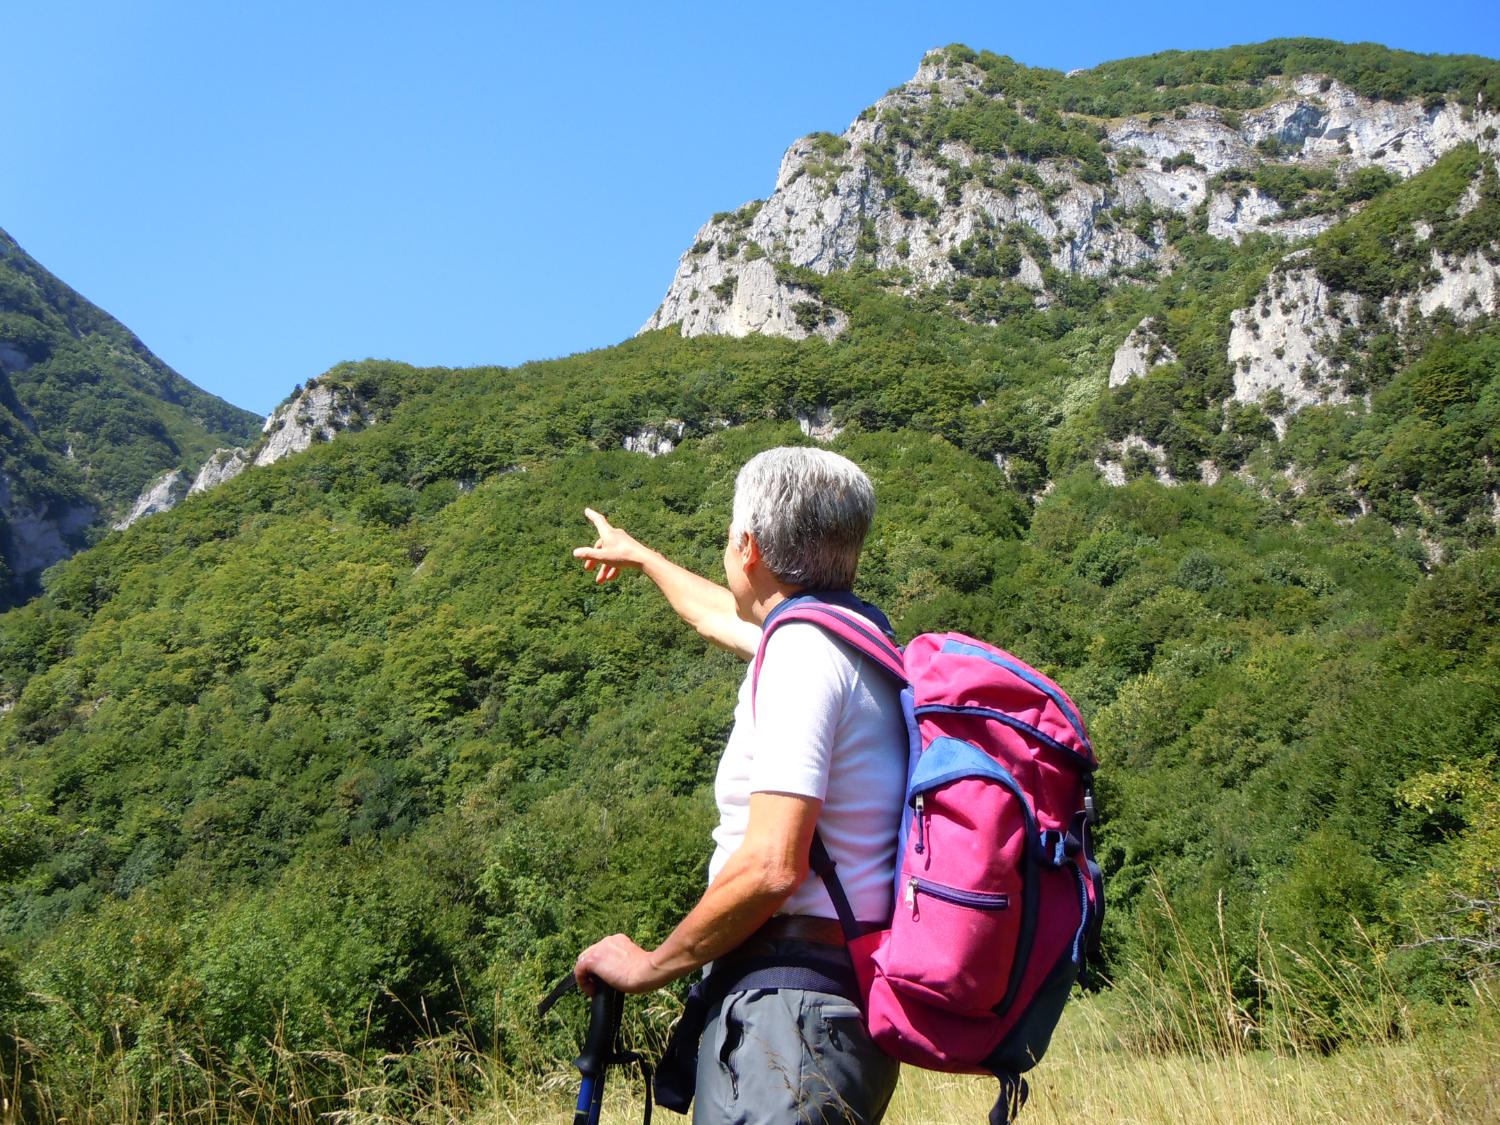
left=573, top=980, right=624, bottom=1125
left=576, top=981, right=623, bottom=1076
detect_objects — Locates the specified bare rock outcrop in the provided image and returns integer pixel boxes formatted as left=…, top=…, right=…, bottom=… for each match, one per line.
left=113, top=469, right=190, bottom=531
left=255, top=383, right=373, bottom=467
left=623, top=420, right=685, bottom=457
left=642, top=258, right=847, bottom=341
left=1094, top=437, right=1220, bottom=489
left=1227, top=257, right=1358, bottom=427
left=190, top=448, right=251, bottom=493
left=1229, top=240, right=1500, bottom=430
left=1205, top=188, right=1338, bottom=244
left=1, top=471, right=94, bottom=577
left=1416, top=250, right=1500, bottom=317
left=797, top=407, right=844, bottom=442
left=112, top=382, right=378, bottom=530
left=643, top=55, right=1495, bottom=342
left=1094, top=436, right=1176, bottom=486
left=1109, top=317, right=1177, bottom=388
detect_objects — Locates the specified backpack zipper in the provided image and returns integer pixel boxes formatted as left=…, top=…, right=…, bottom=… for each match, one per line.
left=905, top=876, right=1010, bottom=915
left=913, top=702, right=1095, bottom=771
left=913, top=794, right=926, bottom=854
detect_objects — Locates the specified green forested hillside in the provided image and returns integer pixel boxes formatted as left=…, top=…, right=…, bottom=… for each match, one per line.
left=1, top=274, right=1495, bottom=1104
left=1, top=39, right=1498, bottom=1119
left=0, top=228, right=262, bottom=605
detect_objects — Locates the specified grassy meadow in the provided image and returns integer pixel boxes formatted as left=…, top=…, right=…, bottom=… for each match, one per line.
left=497, top=987, right=1500, bottom=1125
left=6, top=965, right=1495, bottom=1124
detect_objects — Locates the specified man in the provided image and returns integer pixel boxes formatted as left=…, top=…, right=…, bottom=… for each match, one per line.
left=572, top=446, right=905, bottom=1124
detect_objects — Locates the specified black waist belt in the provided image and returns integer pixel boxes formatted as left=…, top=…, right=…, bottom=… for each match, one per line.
left=711, top=948, right=860, bottom=999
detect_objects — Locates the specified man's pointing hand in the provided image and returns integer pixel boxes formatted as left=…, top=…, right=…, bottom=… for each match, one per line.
left=572, top=508, right=652, bottom=584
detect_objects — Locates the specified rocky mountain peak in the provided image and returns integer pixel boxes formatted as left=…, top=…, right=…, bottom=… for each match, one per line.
left=642, top=47, right=1496, bottom=339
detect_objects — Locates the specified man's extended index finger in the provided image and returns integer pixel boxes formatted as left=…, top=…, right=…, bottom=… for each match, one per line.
left=583, top=507, right=612, bottom=535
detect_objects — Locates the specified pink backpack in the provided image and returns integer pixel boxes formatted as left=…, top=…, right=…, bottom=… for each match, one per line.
left=755, top=595, right=1103, bottom=1116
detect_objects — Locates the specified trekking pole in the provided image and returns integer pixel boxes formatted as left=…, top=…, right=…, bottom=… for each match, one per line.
left=575, top=983, right=622, bottom=1124
left=539, top=972, right=653, bottom=1125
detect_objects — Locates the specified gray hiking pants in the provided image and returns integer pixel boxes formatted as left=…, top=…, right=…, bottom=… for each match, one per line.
left=692, top=984, right=900, bottom=1124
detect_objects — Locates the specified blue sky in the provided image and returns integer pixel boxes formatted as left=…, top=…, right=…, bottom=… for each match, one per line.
left=4, top=1, right=1498, bottom=416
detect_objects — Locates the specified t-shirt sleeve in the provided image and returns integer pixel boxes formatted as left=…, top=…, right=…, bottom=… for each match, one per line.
left=748, top=622, right=849, bottom=800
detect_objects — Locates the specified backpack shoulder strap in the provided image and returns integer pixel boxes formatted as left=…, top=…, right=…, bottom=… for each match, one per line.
left=751, top=601, right=907, bottom=707
left=748, top=596, right=907, bottom=939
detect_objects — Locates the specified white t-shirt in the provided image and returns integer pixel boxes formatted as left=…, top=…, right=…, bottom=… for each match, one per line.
left=707, top=616, right=907, bottom=921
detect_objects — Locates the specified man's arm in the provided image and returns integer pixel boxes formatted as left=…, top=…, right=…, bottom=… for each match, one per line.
left=573, top=508, right=761, bottom=659
left=573, top=791, right=818, bottom=993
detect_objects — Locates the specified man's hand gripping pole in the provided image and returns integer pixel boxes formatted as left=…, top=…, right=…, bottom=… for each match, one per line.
left=538, top=973, right=652, bottom=1125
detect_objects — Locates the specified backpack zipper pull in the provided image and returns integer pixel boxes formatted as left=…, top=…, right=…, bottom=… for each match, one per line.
left=905, top=877, right=918, bottom=914
left=914, top=795, right=926, bottom=855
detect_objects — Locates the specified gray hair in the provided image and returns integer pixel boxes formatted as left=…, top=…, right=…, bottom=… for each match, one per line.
left=729, top=447, right=875, bottom=591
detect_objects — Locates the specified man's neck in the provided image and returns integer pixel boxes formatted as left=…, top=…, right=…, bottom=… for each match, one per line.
left=748, top=582, right=805, bottom=626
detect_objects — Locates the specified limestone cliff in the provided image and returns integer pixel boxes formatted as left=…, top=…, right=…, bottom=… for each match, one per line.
left=190, top=448, right=251, bottom=494
left=112, top=470, right=190, bottom=530
left=622, top=420, right=685, bottom=457
left=1092, top=120, right=1499, bottom=491
left=1108, top=317, right=1177, bottom=388
left=254, top=382, right=374, bottom=467
left=644, top=53, right=1495, bottom=338
left=115, top=380, right=378, bottom=530
left=1226, top=163, right=1500, bottom=431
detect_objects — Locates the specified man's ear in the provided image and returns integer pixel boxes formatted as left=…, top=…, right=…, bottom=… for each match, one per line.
left=740, top=532, right=763, bottom=569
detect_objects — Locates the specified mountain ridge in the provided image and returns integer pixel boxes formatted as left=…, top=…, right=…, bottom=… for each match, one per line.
left=644, top=42, right=1497, bottom=342
left=632, top=42, right=1499, bottom=550
left=0, top=227, right=261, bottom=602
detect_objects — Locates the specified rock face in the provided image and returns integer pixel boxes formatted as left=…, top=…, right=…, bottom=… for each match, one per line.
left=797, top=407, right=843, bottom=442
left=1416, top=250, right=1500, bottom=317
left=113, top=470, right=191, bottom=530
left=642, top=257, right=849, bottom=341
left=1205, top=188, right=1337, bottom=244
left=113, top=383, right=378, bottom=530
left=1227, top=255, right=1358, bottom=427
left=190, top=448, right=251, bottom=493
left=643, top=57, right=1494, bottom=340
left=1228, top=241, right=1500, bottom=429
left=1094, top=435, right=1175, bottom=486
left=1265, top=77, right=1482, bottom=178
left=1109, top=317, right=1177, bottom=388
left=1096, top=141, right=1499, bottom=494
left=255, top=383, right=373, bottom=467
left=1094, top=437, right=1222, bottom=489
left=623, top=421, right=685, bottom=457
left=1, top=471, right=94, bottom=577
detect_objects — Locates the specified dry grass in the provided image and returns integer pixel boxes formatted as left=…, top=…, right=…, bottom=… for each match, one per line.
left=473, top=983, right=1499, bottom=1125
left=884, top=987, right=1500, bottom=1125
left=6, top=1000, right=1497, bottom=1125
left=5, top=957, right=1497, bottom=1125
